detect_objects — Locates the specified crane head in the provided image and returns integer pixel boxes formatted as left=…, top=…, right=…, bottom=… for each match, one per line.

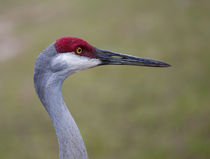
left=41, top=37, right=170, bottom=79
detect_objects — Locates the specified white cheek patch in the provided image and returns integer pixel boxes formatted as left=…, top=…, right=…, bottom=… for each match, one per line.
left=51, top=53, right=101, bottom=74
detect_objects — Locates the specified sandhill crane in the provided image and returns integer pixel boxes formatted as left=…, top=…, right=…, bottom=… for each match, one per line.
left=33, top=37, right=170, bottom=159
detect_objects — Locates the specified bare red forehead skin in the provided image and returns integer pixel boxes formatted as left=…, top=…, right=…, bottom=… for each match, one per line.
left=55, top=37, right=96, bottom=58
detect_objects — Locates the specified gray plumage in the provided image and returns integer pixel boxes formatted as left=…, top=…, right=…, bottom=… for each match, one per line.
left=34, top=43, right=89, bottom=159
left=34, top=37, right=170, bottom=159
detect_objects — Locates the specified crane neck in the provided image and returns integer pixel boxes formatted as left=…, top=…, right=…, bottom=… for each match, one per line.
left=34, top=73, right=88, bottom=159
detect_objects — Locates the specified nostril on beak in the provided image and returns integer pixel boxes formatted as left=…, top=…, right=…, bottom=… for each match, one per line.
left=111, top=56, right=123, bottom=59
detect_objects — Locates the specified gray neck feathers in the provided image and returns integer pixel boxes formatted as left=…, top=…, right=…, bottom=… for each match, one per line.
left=34, top=44, right=88, bottom=159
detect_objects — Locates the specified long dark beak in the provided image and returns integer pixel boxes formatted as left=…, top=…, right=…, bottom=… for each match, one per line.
left=95, top=48, right=170, bottom=67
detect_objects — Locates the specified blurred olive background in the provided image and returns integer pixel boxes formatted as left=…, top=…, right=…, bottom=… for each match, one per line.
left=0, top=0, right=209, bottom=159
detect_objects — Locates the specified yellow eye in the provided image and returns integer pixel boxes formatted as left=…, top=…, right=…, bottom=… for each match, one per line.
left=75, top=47, right=83, bottom=54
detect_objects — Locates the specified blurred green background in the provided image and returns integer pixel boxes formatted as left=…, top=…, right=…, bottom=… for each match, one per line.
left=0, top=0, right=209, bottom=159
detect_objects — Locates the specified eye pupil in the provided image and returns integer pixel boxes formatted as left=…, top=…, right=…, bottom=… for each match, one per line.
left=76, top=47, right=83, bottom=54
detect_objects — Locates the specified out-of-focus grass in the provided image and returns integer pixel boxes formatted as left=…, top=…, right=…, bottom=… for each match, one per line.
left=0, top=0, right=210, bottom=159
